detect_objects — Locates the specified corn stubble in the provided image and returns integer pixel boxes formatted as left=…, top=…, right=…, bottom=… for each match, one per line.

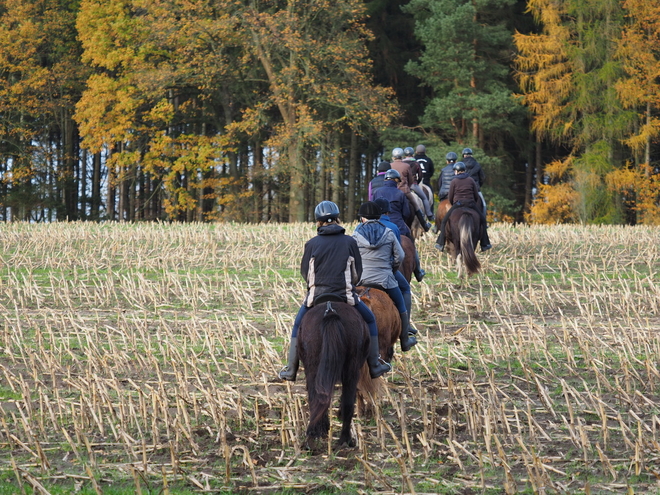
left=0, top=222, right=659, bottom=493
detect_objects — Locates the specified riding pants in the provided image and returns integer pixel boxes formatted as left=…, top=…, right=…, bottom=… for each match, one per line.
left=394, top=270, right=411, bottom=298
left=291, top=299, right=378, bottom=338
left=384, top=286, right=407, bottom=315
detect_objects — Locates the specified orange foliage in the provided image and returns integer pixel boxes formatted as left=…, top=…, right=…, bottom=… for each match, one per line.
left=606, top=165, right=660, bottom=225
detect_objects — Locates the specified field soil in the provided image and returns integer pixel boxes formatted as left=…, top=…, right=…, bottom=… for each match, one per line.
left=1, top=222, right=659, bottom=494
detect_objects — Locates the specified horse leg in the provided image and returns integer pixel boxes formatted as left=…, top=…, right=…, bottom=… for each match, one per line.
left=337, top=376, right=358, bottom=447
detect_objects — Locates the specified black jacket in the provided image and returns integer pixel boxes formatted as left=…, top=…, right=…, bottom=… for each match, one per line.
left=463, top=156, right=485, bottom=188
left=301, top=223, right=362, bottom=306
left=414, top=153, right=435, bottom=183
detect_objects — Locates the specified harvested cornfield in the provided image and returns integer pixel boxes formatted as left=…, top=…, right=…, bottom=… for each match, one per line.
left=0, top=222, right=659, bottom=494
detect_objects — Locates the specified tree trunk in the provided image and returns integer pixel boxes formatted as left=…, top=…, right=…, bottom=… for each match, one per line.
left=347, top=132, right=358, bottom=220
left=331, top=133, right=341, bottom=207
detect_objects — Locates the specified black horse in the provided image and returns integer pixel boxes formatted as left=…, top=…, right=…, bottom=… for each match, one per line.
left=297, top=297, right=370, bottom=450
left=445, top=206, right=482, bottom=277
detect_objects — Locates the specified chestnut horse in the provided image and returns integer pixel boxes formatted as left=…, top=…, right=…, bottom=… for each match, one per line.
left=445, top=206, right=481, bottom=277
left=297, top=298, right=369, bottom=450
left=355, top=287, right=401, bottom=416
left=435, top=198, right=451, bottom=232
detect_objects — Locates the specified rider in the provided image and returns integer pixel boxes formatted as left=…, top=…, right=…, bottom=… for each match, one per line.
left=373, top=170, right=426, bottom=282
left=279, top=201, right=391, bottom=381
left=437, top=152, right=458, bottom=201
left=374, top=197, right=418, bottom=335
left=368, top=161, right=391, bottom=200
left=434, top=162, right=492, bottom=252
left=353, top=201, right=418, bottom=351
left=462, top=148, right=487, bottom=218
left=403, top=146, right=434, bottom=221
left=413, top=144, right=435, bottom=194
left=390, top=148, right=431, bottom=232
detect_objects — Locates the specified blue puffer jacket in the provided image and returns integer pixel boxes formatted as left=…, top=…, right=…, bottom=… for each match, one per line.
left=437, top=164, right=456, bottom=200
left=353, top=220, right=404, bottom=289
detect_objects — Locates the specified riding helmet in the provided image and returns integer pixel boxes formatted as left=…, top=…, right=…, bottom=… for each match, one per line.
left=377, top=161, right=391, bottom=172
left=374, top=198, right=390, bottom=214
left=403, top=146, right=415, bottom=157
left=314, top=201, right=340, bottom=222
left=453, top=161, right=466, bottom=172
left=358, top=201, right=382, bottom=220
left=462, top=148, right=473, bottom=156
left=415, top=144, right=426, bottom=154
left=446, top=151, right=458, bottom=161
left=384, top=169, right=401, bottom=181
left=392, top=147, right=404, bottom=159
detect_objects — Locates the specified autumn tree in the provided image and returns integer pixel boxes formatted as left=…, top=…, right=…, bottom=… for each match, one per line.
left=606, top=0, right=660, bottom=224
left=234, top=0, right=395, bottom=221
left=516, top=0, right=636, bottom=224
left=0, top=0, right=86, bottom=220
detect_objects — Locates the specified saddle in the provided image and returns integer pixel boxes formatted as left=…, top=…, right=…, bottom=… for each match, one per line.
left=311, top=293, right=345, bottom=306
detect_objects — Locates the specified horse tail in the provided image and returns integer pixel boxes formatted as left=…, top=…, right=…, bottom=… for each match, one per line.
left=459, top=214, right=481, bottom=275
left=309, top=308, right=346, bottom=425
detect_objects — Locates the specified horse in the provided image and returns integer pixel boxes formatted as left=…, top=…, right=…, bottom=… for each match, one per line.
left=297, top=296, right=370, bottom=451
left=354, top=287, right=401, bottom=417
left=435, top=198, right=451, bottom=231
left=444, top=206, right=482, bottom=277
left=398, top=235, right=415, bottom=283
left=405, top=192, right=426, bottom=241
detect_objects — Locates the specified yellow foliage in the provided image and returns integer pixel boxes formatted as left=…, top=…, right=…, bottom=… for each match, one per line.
left=606, top=164, right=660, bottom=225
left=527, top=182, right=580, bottom=224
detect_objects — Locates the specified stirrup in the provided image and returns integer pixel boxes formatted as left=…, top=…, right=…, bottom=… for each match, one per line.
left=278, top=366, right=297, bottom=381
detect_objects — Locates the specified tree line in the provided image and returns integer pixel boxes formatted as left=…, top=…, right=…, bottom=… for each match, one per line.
left=0, top=0, right=657, bottom=224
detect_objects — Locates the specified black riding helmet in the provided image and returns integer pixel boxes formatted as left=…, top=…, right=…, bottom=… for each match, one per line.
left=374, top=198, right=390, bottom=214
left=403, top=147, right=415, bottom=157
left=453, top=161, right=466, bottom=172
left=384, top=169, right=401, bottom=181
left=358, top=201, right=382, bottom=220
left=314, top=201, right=340, bottom=222
left=446, top=151, right=458, bottom=162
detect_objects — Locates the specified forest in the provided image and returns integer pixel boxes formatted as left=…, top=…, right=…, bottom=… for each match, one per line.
left=0, top=0, right=658, bottom=224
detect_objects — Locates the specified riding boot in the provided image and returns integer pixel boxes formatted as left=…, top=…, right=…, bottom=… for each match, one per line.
left=415, top=209, right=431, bottom=232
left=413, top=251, right=425, bottom=282
left=399, top=312, right=417, bottom=351
left=403, top=293, right=417, bottom=335
left=367, top=336, right=392, bottom=379
left=480, top=224, right=492, bottom=252
left=278, top=337, right=299, bottom=381
left=435, top=231, right=445, bottom=252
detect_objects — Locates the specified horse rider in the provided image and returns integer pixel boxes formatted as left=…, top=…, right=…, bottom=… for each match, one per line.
left=390, top=147, right=431, bottom=232
left=368, top=161, right=391, bottom=200
left=437, top=152, right=458, bottom=202
left=373, top=169, right=426, bottom=282
left=462, top=148, right=487, bottom=218
left=434, top=162, right=492, bottom=252
left=414, top=144, right=435, bottom=194
left=403, top=146, right=434, bottom=221
left=353, top=201, right=418, bottom=352
left=279, top=201, right=391, bottom=381
left=373, top=197, right=418, bottom=335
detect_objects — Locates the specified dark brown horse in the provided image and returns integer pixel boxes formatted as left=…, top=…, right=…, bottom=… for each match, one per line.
left=398, top=235, right=415, bottom=283
left=297, top=298, right=369, bottom=450
left=355, top=287, right=401, bottom=416
left=445, top=206, right=481, bottom=277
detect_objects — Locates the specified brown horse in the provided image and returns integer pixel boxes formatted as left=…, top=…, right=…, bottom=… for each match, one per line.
left=435, top=198, right=451, bottom=231
left=445, top=206, right=481, bottom=277
left=355, top=287, right=401, bottom=416
left=297, top=298, right=369, bottom=450
left=398, top=235, right=415, bottom=283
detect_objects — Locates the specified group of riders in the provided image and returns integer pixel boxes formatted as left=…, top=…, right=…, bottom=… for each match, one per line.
left=279, top=145, right=491, bottom=381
